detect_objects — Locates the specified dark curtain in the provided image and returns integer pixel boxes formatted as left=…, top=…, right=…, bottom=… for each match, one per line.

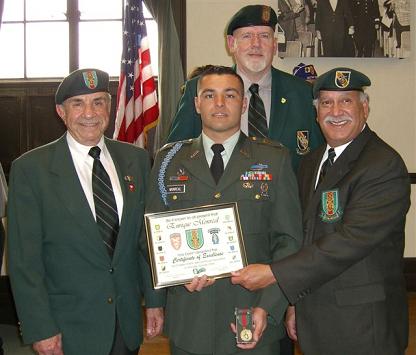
left=143, top=0, right=185, bottom=151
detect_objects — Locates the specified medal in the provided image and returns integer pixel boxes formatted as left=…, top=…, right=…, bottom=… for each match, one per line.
left=240, top=328, right=253, bottom=342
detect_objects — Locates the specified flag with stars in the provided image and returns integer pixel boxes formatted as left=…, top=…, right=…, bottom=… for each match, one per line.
left=114, top=0, right=159, bottom=148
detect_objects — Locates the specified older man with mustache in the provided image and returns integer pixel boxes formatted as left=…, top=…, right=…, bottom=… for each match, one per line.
left=231, top=67, right=411, bottom=355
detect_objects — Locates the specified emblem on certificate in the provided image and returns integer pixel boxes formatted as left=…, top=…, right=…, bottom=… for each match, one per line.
left=145, top=203, right=248, bottom=289
left=235, top=308, right=254, bottom=344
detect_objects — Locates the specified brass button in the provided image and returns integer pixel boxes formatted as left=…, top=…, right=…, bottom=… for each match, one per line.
left=107, top=297, right=113, bottom=304
left=172, top=195, right=178, bottom=200
left=255, top=194, right=261, bottom=200
left=214, top=192, right=221, bottom=199
left=109, top=268, right=114, bottom=273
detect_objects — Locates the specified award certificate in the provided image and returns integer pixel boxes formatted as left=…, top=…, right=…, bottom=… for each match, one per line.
left=145, top=203, right=247, bottom=289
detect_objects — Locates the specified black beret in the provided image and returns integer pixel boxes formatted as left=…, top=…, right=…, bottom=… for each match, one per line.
left=226, top=5, right=278, bottom=35
left=55, top=68, right=110, bottom=104
left=313, top=67, right=371, bottom=99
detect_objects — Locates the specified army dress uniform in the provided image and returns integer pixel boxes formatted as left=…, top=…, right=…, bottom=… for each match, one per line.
left=147, top=133, right=303, bottom=355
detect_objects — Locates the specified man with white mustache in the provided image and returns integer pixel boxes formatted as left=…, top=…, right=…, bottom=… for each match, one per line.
left=167, top=5, right=324, bottom=171
left=231, top=67, right=411, bottom=354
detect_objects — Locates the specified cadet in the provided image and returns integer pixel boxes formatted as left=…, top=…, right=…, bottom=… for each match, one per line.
left=147, top=66, right=303, bottom=355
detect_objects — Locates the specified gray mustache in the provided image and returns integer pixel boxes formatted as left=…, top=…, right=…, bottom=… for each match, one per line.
left=324, top=115, right=353, bottom=124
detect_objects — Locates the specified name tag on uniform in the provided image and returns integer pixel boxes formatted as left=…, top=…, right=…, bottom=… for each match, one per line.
left=166, top=184, right=186, bottom=194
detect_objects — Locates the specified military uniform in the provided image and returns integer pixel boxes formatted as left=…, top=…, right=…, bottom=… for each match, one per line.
left=351, top=0, right=380, bottom=57
left=147, top=133, right=303, bottom=355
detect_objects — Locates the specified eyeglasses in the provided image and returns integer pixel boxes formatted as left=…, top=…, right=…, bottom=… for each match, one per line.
left=236, top=32, right=274, bottom=44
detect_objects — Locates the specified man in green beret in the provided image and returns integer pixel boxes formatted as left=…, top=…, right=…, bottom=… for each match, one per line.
left=7, top=68, right=165, bottom=355
left=167, top=4, right=323, bottom=171
left=231, top=67, right=410, bottom=354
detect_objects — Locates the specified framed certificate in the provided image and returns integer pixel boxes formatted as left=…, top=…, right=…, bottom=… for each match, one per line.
left=144, top=203, right=247, bottom=289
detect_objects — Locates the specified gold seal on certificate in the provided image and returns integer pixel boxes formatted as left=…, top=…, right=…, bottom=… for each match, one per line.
left=145, top=203, right=247, bottom=289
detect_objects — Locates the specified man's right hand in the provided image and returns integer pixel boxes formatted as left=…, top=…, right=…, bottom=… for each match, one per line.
left=33, top=334, right=64, bottom=355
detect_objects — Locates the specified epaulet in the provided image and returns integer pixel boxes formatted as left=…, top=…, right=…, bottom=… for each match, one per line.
left=160, top=139, right=194, bottom=151
left=248, top=136, right=284, bottom=148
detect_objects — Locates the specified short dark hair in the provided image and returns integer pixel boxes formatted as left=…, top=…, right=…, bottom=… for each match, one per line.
left=197, top=65, right=244, bottom=95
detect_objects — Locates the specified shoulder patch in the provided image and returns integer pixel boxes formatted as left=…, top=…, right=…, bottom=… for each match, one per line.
left=249, top=136, right=284, bottom=148
left=160, top=139, right=193, bottom=151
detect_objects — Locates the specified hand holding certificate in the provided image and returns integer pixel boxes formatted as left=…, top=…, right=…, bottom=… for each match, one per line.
left=145, top=203, right=247, bottom=289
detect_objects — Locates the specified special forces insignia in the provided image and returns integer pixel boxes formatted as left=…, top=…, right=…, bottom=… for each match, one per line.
left=296, top=130, right=310, bottom=155
left=185, top=228, right=204, bottom=250
left=320, top=189, right=343, bottom=223
left=208, top=228, right=220, bottom=244
left=82, top=70, right=98, bottom=89
left=335, top=71, right=351, bottom=89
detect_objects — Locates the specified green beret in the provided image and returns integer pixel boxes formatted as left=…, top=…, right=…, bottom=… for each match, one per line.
left=55, top=68, right=110, bottom=104
left=313, top=67, right=371, bottom=98
left=226, top=5, right=278, bottom=35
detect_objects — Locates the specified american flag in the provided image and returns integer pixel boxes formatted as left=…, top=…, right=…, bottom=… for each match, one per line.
left=114, top=0, right=159, bottom=148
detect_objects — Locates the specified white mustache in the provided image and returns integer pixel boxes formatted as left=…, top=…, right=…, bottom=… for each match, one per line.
left=324, top=115, right=353, bottom=124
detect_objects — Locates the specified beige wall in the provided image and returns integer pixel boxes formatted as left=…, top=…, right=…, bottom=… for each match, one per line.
left=186, top=0, right=416, bottom=256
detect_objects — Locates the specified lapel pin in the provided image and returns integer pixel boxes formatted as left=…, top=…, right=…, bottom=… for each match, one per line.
left=281, top=97, right=287, bottom=104
left=124, top=175, right=134, bottom=182
left=128, top=183, right=135, bottom=192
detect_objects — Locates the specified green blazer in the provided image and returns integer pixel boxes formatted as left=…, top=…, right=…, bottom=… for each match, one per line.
left=7, top=135, right=165, bottom=355
left=147, top=133, right=303, bottom=354
left=273, top=126, right=410, bottom=354
left=166, top=66, right=324, bottom=170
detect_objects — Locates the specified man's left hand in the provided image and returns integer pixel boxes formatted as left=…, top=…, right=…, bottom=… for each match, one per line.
left=145, top=307, right=164, bottom=338
left=230, top=264, right=276, bottom=291
left=230, top=307, right=268, bottom=350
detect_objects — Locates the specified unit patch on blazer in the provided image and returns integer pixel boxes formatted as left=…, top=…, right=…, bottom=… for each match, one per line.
left=296, top=130, right=310, bottom=155
left=320, top=189, right=343, bottom=223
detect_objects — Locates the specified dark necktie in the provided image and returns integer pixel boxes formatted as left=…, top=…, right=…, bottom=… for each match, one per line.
left=89, top=146, right=119, bottom=257
left=248, top=83, right=268, bottom=138
left=317, top=147, right=336, bottom=187
left=210, top=144, right=225, bottom=184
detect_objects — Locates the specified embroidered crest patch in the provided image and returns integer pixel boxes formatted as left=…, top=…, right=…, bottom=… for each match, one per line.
left=296, top=130, right=310, bottom=155
left=82, top=70, right=98, bottom=89
left=335, top=71, right=351, bottom=89
left=320, top=189, right=342, bottom=223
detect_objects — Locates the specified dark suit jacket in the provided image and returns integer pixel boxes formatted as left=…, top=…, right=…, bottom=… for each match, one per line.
left=147, top=133, right=303, bottom=354
left=166, top=66, right=323, bottom=171
left=7, top=135, right=165, bottom=355
left=315, top=0, right=354, bottom=56
left=272, top=126, right=410, bottom=354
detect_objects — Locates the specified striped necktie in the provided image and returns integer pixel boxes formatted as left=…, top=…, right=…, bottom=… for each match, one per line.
left=248, top=84, right=268, bottom=138
left=317, top=148, right=336, bottom=187
left=89, top=146, right=119, bottom=257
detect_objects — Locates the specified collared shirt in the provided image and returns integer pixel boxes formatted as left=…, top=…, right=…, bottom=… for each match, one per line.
left=237, top=68, right=272, bottom=135
left=202, top=130, right=240, bottom=169
left=314, top=125, right=367, bottom=188
left=329, top=0, right=338, bottom=11
left=66, top=133, right=123, bottom=222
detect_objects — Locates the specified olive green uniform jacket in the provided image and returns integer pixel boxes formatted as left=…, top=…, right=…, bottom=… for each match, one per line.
left=166, top=66, right=324, bottom=171
left=147, top=133, right=303, bottom=354
left=7, top=135, right=165, bottom=355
